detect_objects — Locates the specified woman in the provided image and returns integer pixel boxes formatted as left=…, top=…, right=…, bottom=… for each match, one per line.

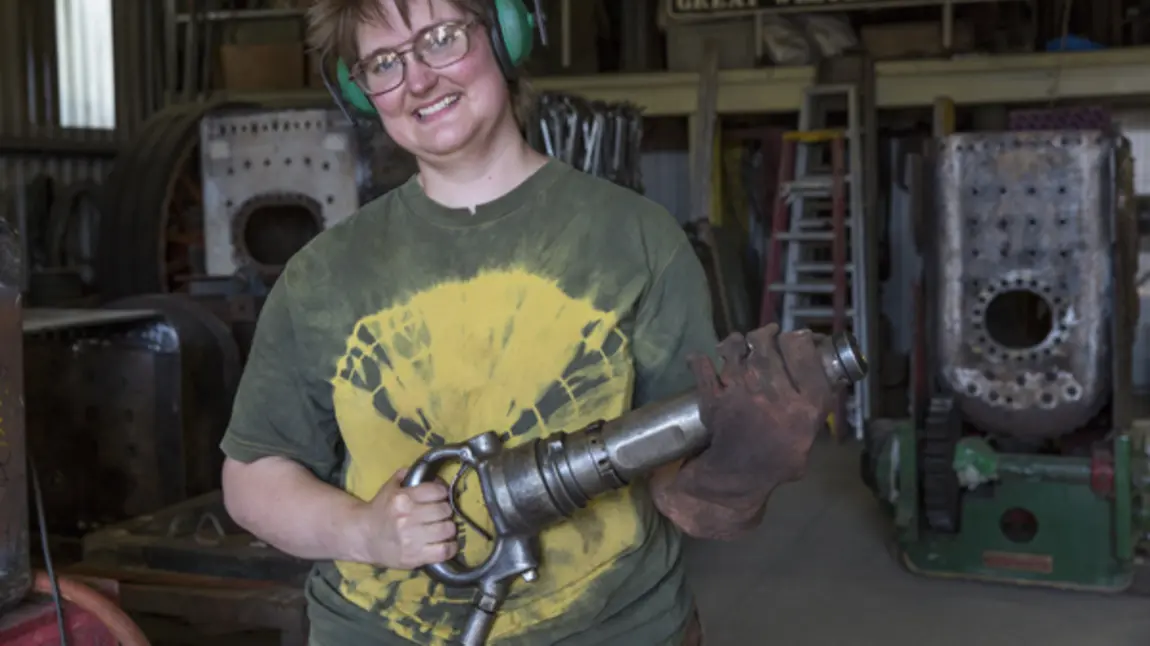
left=219, top=1, right=835, bottom=644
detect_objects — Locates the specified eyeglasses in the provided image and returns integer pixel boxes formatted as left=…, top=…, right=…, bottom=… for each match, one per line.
left=350, top=20, right=476, bottom=96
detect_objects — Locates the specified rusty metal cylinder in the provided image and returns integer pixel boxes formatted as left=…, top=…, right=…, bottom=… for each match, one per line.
left=0, top=218, right=31, bottom=611
left=934, top=131, right=1131, bottom=439
left=484, top=331, right=869, bottom=535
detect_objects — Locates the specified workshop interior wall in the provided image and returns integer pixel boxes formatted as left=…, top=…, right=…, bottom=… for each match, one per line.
left=641, top=151, right=692, bottom=224
left=0, top=0, right=161, bottom=289
left=1113, top=109, right=1150, bottom=394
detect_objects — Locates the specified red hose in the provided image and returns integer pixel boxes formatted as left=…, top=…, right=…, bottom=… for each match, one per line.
left=33, top=570, right=151, bottom=646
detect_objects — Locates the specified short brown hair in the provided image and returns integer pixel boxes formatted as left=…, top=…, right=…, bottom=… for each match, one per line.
left=306, top=0, right=486, bottom=64
left=307, top=0, right=534, bottom=125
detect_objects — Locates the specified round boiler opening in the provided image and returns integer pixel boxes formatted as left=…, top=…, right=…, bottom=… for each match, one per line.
left=983, top=289, right=1053, bottom=350
left=241, top=201, right=323, bottom=268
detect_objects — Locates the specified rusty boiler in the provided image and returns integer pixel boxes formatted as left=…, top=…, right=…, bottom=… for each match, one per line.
left=860, top=123, right=1141, bottom=592
left=933, top=131, right=1137, bottom=441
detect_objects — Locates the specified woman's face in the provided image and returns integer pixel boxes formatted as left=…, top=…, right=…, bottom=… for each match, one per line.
left=355, top=0, right=512, bottom=161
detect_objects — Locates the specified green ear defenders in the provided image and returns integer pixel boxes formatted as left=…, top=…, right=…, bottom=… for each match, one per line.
left=335, top=0, right=537, bottom=115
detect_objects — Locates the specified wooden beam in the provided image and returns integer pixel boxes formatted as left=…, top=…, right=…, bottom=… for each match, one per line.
left=530, top=47, right=1150, bottom=116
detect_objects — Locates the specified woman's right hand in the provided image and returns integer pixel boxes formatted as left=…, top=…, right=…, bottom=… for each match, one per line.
left=351, top=467, right=459, bottom=569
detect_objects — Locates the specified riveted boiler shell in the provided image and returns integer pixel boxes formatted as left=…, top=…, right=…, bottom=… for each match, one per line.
left=935, top=131, right=1117, bottom=439
left=199, top=108, right=361, bottom=278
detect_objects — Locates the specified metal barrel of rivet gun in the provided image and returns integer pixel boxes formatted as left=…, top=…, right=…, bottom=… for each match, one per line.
left=484, top=331, right=868, bottom=535
left=405, top=331, right=867, bottom=646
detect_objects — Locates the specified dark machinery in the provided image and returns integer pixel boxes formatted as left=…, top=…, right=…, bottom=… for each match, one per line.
left=406, top=331, right=869, bottom=645
left=0, top=201, right=151, bottom=646
left=0, top=208, right=32, bottom=613
left=863, top=129, right=1144, bottom=590
left=22, top=296, right=241, bottom=537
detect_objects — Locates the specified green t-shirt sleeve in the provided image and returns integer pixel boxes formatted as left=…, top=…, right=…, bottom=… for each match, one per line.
left=219, top=274, right=343, bottom=481
left=630, top=236, right=721, bottom=408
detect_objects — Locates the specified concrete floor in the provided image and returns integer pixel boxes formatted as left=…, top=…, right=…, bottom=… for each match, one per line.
left=684, top=438, right=1150, bottom=646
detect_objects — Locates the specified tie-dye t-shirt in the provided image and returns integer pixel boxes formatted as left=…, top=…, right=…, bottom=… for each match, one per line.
left=220, top=159, right=719, bottom=646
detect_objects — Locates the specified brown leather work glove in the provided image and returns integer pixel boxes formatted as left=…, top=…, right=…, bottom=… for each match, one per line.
left=652, top=324, right=838, bottom=540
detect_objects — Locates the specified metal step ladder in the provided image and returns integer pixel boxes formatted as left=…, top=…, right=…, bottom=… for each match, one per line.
left=761, top=84, right=872, bottom=438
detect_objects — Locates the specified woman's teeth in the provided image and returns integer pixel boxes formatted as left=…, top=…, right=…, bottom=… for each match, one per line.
left=416, top=94, right=461, bottom=120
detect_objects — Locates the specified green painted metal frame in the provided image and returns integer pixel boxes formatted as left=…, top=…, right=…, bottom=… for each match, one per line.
left=884, top=420, right=1142, bottom=591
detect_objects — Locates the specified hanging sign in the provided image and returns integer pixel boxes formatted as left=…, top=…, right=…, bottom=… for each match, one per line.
left=668, top=0, right=958, bottom=19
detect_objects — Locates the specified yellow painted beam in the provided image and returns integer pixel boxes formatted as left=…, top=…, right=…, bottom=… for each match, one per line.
left=933, top=96, right=956, bottom=137
left=531, top=47, right=1150, bottom=117
left=533, top=66, right=812, bottom=117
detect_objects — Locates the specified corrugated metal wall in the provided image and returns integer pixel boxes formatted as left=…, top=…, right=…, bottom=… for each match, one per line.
left=1, top=0, right=160, bottom=285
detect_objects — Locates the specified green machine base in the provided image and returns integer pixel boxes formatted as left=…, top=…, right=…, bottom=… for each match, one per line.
left=866, top=420, right=1145, bottom=592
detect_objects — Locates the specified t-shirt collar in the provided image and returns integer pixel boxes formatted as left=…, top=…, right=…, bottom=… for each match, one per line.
left=398, top=158, right=566, bottom=228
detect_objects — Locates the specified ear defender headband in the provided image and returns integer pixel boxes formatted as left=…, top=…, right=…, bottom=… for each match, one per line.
left=334, top=0, right=538, bottom=115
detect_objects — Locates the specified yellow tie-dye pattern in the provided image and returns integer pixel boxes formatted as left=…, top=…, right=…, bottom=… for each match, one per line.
left=329, top=268, right=643, bottom=644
